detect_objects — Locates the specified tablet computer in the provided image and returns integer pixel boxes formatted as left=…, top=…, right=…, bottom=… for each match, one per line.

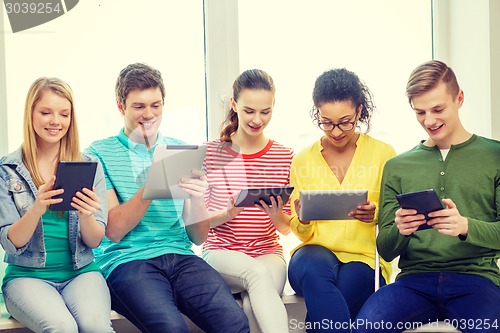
left=299, top=189, right=368, bottom=221
left=234, top=186, right=294, bottom=207
left=49, top=161, right=98, bottom=211
left=142, top=144, right=207, bottom=200
left=396, top=189, right=444, bottom=230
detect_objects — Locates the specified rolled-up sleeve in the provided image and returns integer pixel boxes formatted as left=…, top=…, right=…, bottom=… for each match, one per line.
left=0, top=170, right=28, bottom=255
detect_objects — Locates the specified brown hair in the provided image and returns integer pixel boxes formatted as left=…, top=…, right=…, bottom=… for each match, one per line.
left=220, top=69, right=275, bottom=142
left=406, top=60, right=460, bottom=105
left=115, top=63, right=165, bottom=108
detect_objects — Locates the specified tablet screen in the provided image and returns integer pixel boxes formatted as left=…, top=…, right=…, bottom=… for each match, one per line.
left=49, top=161, right=97, bottom=211
left=234, top=186, right=294, bottom=207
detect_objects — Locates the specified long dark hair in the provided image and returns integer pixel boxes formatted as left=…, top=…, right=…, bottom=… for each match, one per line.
left=220, top=69, right=275, bottom=142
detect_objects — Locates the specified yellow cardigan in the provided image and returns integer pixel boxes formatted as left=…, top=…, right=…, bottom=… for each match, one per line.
left=290, top=134, right=396, bottom=283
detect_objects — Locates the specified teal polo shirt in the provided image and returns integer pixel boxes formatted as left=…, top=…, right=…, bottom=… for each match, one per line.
left=85, top=129, right=194, bottom=278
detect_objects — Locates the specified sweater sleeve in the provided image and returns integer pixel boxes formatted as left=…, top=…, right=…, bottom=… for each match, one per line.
left=376, top=160, right=411, bottom=262
left=461, top=177, right=500, bottom=250
left=289, top=155, right=315, bottom=241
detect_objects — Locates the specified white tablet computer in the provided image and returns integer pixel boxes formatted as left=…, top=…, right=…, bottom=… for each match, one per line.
left=143, top=144, right=207, bottom=200
left=299, top=189, right=368, bottom=221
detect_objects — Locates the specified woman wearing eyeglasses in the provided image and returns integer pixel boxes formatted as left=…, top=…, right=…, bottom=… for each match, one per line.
left=287, top=68, right=396, bottom=332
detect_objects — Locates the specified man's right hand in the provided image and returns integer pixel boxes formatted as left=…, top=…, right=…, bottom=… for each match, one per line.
left=394, top=208, right=426, bottom=236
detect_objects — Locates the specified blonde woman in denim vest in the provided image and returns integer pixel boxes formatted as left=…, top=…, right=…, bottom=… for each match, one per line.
left=0, top=78, right=114, bottom=333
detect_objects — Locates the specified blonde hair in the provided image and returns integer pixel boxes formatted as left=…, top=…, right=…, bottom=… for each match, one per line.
left=22, top=77, right=82, bottom=188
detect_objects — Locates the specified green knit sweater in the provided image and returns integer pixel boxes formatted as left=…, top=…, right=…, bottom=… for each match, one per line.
left=377, top=134, right=500, bottom=285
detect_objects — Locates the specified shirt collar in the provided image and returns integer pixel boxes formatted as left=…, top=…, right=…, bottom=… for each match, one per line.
left=116, top=128, right=164, bottom=154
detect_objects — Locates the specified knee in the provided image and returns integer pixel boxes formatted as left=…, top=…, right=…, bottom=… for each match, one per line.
left=222, top=306, right=250, bottom=333
left=48, top=317, right=79, bottom=333
left=244, top=262, right=274, bottom=288
left=77, top=315, right=113, bottom=333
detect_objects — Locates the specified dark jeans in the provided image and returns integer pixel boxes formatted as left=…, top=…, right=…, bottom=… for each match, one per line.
left=288, top=245, right=385, bottom=333
left=107, top=253, right=249, bottom=333
left=354, top=272, right=500, bottom=333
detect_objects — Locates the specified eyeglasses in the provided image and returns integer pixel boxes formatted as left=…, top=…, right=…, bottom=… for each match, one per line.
left=317, top=115, right=357, bottom=131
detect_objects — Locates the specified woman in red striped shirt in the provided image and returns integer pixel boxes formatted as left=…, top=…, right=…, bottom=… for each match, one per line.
left=202, top=69, right=293, bottom=333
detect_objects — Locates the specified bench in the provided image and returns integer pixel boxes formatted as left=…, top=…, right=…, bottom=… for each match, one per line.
left=0, top=293, right=462, bottom=333
left=0, top=293, right=307, bottom=333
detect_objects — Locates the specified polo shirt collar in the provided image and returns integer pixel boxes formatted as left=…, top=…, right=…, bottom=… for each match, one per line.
left=116, top=128, right=164, bottom=154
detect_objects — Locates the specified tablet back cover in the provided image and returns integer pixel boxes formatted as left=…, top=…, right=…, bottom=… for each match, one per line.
left=299, top=190, right=367, bottom=221
left=143, top=144, right=207, bottom=200
left=49, top=161, right=97, bottom=211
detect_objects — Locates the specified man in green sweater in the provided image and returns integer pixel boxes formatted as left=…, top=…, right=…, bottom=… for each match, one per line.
left=354, top=60, right=500, bottom=333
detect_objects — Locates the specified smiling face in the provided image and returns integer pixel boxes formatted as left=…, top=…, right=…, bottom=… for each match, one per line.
left=119, top=87, right=163, bottom=146
left=411, top=81, right=464, bottom=148
left=318, top=100, right=360, bottom=149
left=232, top=89, right=274, bottom=139
left=32, top=89, right=71, bottom=149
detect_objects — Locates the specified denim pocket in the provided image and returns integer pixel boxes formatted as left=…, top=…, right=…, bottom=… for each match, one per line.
left=7, top=178, right=30, bottom=212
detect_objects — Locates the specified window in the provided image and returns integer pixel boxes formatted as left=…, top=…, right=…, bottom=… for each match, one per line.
left=238, top=0, right=432, bottom=154
left=2, top=0, right=206, bottom=151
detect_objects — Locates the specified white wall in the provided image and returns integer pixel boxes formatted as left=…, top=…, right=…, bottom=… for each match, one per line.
left=433, top=0, right=498, bottom=139
left=490, top=0, right=500, bottom=140
left=0, top=4, right=7, bottom=157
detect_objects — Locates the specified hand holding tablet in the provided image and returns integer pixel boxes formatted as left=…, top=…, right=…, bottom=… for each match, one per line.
left=299, top=190, right=368, bottom=221
left=234, top=186, right=294, bottom=207
left=142, top=144, right=207, bottom=200
left=49, top=161, right=98, bottom=211
left=396, top=189, right=444, bottom=231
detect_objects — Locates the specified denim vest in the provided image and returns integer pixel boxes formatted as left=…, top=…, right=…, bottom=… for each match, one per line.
left=0, top=148, right=108, bottom=269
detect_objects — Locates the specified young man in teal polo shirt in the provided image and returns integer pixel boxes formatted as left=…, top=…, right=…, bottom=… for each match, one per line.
left=86, top=63, right=249, bottom=333
left=354, top=60, right=500, bottom=333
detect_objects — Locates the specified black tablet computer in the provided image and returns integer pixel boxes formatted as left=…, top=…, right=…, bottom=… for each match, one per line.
left=234, top=186, right=294, bottom=207
left=49, top=161, right=98, bottom=211
left=396, top=189, right=444, bottom=230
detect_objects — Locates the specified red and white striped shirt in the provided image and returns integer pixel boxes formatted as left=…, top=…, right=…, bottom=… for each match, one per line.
left=203, top=139, right=294, bottom=256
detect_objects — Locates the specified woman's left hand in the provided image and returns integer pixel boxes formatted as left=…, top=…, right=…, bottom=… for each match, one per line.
left=349, top=200, right=376, bottom=222
left=71, top=187, right=100, bottom=221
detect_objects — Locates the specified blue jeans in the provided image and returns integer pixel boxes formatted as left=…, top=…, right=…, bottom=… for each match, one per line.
left=2, top=271, right=114, bottom=333
left=288, top=245, right=385, bottom=333
left=107, top=253, right=249, bottom=333
left=354, top=272, right=500, bottom=333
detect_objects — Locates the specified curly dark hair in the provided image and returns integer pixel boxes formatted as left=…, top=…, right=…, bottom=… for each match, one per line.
left=311, top=68, right=374, bottom=132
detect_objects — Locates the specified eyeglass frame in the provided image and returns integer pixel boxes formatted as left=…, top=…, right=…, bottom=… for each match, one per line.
left=316, top=111, right=359, bottom=131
